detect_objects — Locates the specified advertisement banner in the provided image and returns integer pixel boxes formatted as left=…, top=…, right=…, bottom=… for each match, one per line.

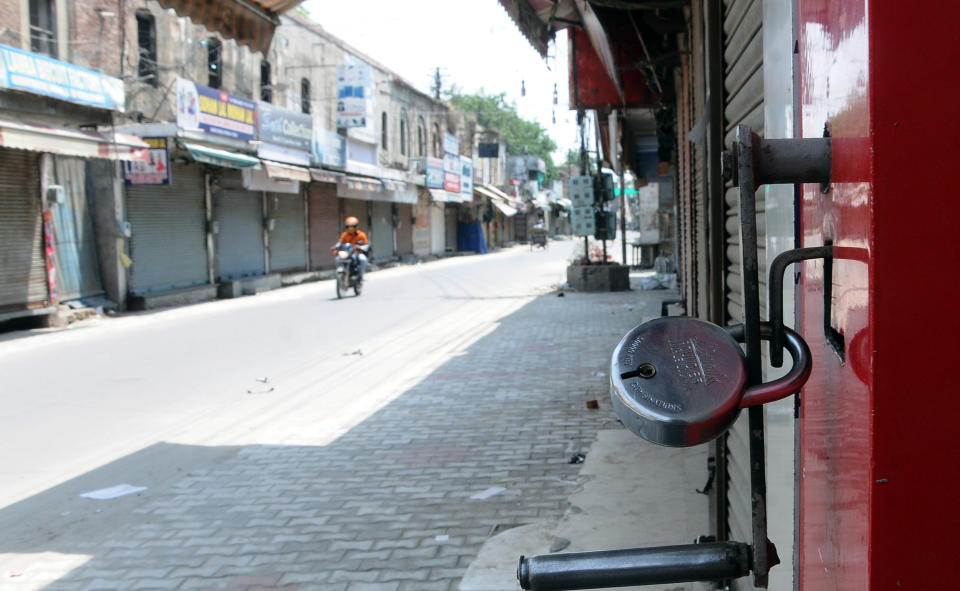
left=175, top=78, right=256, bottom=141
left=257, top=102, right=312, bottom=152
left=459, top=156, right=473, bottom=195
left=123, top=137, right=170, bottom=185
left=443, top=133, right=460, bottom=193
left=312, top=130, right=346, bottom=169
left=426, top=157, right=444, bottom=189
left=443, top=133, right=459, bottom=155
left=0, top=44, right=124, bottom=110
left=336, top=63, right=372, bottom=128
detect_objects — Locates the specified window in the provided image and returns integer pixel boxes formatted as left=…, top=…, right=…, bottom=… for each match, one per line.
left=29, top=0, right=57, bottom=57
left=300, top=78, right=311, bottom=114
left=136, top=12, right=157, bottom=87
left=400, top=110, right=408, bottom=156
left=207, top=37, right=222, bottom=89
left=381, top=112, right=388, bottom=150
left=260, top=60, right=272, bottom=103
left=417, top=117, right=426, bottom=157
left=432, top=123, right=441, bottom=158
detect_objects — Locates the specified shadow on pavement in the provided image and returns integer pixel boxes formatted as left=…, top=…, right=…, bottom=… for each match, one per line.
left=0, top=287, right=678, bottom=591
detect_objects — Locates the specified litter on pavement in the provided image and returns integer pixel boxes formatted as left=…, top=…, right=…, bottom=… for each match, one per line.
left=470, top=486, right=506, bottom=500
left=79, top=484, right=147, bottom=500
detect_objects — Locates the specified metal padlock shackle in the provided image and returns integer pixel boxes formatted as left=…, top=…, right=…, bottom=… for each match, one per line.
left=724, top=322, right=811, bottom=408
left=610, top=317, right=812, bottom=447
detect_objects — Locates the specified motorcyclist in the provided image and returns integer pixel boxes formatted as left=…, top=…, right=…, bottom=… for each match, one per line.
left=332, top=216, right=370, bottom=280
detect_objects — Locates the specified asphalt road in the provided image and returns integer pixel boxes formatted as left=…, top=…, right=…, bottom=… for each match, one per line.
left=0, top=243, right=575, bottom=511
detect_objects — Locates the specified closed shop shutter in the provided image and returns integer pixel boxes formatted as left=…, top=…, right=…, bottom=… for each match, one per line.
left=267, top=191, right=306, bottom=272
left=49, top=156, right=102, bottom=301
left=215, top=173, right=265, bottom=280
left=308, top=182, right=340, bottom=270
left=515, top=213, right=528, bottom=242
left=0, top=149, right=47, bottom=310
left=429, top=203, right=445, bottom=255
left=395, top=203, right=413, bottom=255
left=127, top=162, right=208, bottom=294
left=370, top=201, right=394, bottom=260
left=444, top=204, right=458, bottom=251
left=721, top=0, right=764, bottom=582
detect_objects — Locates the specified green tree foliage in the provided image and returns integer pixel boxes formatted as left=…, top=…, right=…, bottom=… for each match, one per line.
left=448, top=92, right=558, bottom=181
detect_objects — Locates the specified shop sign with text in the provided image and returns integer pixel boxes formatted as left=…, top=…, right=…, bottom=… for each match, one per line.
left=0, top=44, right=124, bottom=110
left=123, top=137, right=170, bottom=185
left=426, top=156, right=444, bottom=189
left=258, top=102, right=312, bottom=152
left=175, top=78, right=256, bottom=141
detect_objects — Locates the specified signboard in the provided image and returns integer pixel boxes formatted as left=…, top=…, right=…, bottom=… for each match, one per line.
left=459, top=156, right=473, bottom=196
left=443, top=133, right=460, bottom=193
left=312, top=130, right=346, bottom=169
left=175, top=78, right=256, bottom=141
left=257, top=102, right=312, bottom=152
left=426, top=157, right=444, bottom=189
left=123, top=137, right=170, bottom=185
left=571, top=205, right=596, bottom=236
left=569, top=175, right=595, bottom=207
left=336, top=63, right=372, bottom=128
left=0, top=44, right=124, bottom=110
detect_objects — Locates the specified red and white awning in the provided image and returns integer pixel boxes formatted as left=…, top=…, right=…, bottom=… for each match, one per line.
left=0, top=119, right=149, bottom=161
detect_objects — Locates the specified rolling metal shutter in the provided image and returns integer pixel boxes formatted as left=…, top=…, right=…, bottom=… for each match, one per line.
left=50, top=157, right=102, bottom=301
left=127, top=162, right=208, bottom=294
left=445, top=204, right=458, bottom=251
left=722, top=0, right=765, bottom=581
left=0, top=149, right=47, bottom=310
left=214, top=177, right=265, bottom=280
left=429, top=202, right=445, bottom=255
left=267, top=191, right=307, bottom=272
left=371, top=201, right=394, bottom=259
left=395, top=203, right=413, bottom=255
left=308, top=182, right=340, bottom=270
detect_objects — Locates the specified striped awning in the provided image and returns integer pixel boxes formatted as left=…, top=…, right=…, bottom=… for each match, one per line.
left=343, top=176, right=383, bottom=192
left=263, top=160, right=310, bottom=182
left=310, top=168, right=344, bottom=184
left=0, top=119, right=149, bottom=161
left=382, top=179, right=408, bottom=192
left=182, top=142, right=260, bottom=169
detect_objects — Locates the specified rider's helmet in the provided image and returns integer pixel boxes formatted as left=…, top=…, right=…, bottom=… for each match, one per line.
left=345, top=216, right=359, bottom=229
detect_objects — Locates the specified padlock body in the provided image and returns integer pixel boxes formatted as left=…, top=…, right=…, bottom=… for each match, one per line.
left=610, top=317, right=748, bottom=447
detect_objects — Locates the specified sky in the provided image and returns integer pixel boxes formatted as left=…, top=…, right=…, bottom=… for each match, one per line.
left=301, top=0, right=579, bottom=162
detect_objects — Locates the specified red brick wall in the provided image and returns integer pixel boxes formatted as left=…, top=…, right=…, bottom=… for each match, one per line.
left=0, top=0, right=23, bottom=47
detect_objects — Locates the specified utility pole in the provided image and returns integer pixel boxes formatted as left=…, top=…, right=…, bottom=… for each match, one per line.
left=432, top=67, right=442, bottom=100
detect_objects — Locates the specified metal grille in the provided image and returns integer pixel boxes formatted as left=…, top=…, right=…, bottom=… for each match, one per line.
left=267, top=191, right=306, bottom=272
left=721, top=0, right=765, bottom=586
left=0, top=149, right=47, bottom=310
left=214, top=180, right=266, bottom=280
left=127, top=163, right=208, bottom=294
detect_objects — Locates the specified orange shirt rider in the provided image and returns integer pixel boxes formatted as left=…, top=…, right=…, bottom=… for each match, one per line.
left=335, top=228, right=369, bottom=250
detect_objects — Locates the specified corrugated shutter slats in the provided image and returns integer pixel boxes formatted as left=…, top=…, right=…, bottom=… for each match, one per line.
left=268, top=192, right=306, bottom=272
left=0, top=149, right=47, bottom=309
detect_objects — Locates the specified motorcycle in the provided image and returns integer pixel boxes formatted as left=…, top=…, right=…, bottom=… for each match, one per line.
left=333, top=243, right=365, bottom=299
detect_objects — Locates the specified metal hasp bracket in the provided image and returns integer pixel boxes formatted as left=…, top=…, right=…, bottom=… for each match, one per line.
left=518, top=542, right=751, bottom=591
left=729, top=125, right=831, bottom=586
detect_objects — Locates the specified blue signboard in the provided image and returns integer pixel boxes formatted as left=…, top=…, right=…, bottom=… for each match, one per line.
left=0, top=44, right=124, bottom=110
left=175, top=78, right=256, bottom=141
left=426, top=157, right=444, bottom=189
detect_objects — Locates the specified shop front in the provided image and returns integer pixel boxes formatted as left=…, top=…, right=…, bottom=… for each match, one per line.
left=0, top=45, right=147, bottom=316
left=309, top=131, right=347, bottom=270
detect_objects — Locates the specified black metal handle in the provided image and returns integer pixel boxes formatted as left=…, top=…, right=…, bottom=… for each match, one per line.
left=768, top=245, right=833, bottom=367
left=517, top=542, right=752, bottom=591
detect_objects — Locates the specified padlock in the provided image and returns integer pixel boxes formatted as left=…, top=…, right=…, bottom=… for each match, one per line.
left=610, top=317, right=811, bottom=447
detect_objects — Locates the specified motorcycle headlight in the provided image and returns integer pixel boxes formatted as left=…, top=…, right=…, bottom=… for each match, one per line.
left=338, top=250, right=350, bottom=259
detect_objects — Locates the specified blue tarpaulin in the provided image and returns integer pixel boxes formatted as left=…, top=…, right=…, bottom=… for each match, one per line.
left=458, top=220, right=488, bottom=254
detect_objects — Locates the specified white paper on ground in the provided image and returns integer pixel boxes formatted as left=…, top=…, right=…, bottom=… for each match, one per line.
left=80, top=484, right=148, bottom=500
left=469, top=486, right=505, bottom=500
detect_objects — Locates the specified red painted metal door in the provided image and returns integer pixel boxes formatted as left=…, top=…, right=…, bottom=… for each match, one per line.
left=797, top=0, right=960, bottom=588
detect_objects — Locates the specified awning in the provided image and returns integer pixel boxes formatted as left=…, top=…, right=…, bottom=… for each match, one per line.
left=153, top=0, right=304, bottom=53
left=343, top=176, right=383, bottom=193
left=474, top=185, right=499, bottom=201
left=310, top=168, right=344, bottom=184
left=556, top=197, right=573, bottom=210
left=492, top=199, right=518, bottom=217
left=382, top=179, right=408, bottom=192
left=263, top=160, right=310, bottom=182
left=182, top=142, right=260, bottom=169
left=0, top=119, right=149, bottom=161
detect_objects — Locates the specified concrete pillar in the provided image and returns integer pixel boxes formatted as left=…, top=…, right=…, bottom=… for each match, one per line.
left=87, top=159, right=128, bottom=307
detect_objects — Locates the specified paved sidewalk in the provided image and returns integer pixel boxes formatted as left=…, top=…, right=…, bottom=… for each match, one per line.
left=1, top=277, right=689, bottom=591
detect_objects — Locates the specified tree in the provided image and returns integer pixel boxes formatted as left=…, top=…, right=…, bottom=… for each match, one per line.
left=448, top=92, right=559, bottom=181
